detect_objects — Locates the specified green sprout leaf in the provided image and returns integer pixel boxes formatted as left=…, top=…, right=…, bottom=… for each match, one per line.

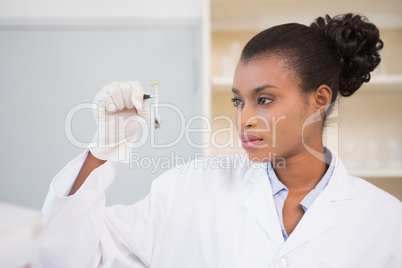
left=150, top=77, right=161, bottom=87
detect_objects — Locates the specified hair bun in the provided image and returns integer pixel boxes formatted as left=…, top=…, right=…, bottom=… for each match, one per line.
left=311, top=13, right=384, bottom=96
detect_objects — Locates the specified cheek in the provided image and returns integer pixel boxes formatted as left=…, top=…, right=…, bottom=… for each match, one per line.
left=267, top=102, right=308, bottom=145
left=234, top=110, right=239, bottom=128
left=277, top=113, right=303, bottom=141
left=234, top=107, right=246, bottom=130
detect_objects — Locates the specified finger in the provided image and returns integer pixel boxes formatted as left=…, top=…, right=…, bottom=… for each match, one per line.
left=137, top=98, right=151, bottom=121
left=105, top=82, right=125, bottom=111
left=119, top=82, right=134, bottom=109
left=105, top=93, right=116, bottom=112
left=129, top=81, right=144, bottom=111
left=142, top=97, right=150, bottom=108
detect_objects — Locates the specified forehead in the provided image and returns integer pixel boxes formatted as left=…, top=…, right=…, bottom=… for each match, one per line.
left=233, top=57, right=300, bottom=94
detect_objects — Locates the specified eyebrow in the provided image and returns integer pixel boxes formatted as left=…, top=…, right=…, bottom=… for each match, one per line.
left=231, top=84, right=279, bottom=95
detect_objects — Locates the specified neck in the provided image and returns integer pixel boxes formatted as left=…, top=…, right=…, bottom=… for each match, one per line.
left=272, top=144, right=328, bottom=192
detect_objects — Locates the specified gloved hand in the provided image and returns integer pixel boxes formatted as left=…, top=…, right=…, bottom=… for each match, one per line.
left=88, top=81, right=151, bottom=163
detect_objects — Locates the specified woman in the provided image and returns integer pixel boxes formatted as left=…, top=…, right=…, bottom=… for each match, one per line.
left=40, top=14, right=402, bottom=267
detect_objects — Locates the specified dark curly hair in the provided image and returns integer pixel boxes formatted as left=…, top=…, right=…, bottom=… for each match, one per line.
left=240, top=13, right=383, bottom=102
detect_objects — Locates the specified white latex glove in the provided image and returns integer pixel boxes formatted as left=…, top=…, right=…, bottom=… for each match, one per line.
left=88, top=81, right=151, bottom=163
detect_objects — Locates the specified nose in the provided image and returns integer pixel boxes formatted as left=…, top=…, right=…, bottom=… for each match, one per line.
left=238, top=104, right=258, bottom=130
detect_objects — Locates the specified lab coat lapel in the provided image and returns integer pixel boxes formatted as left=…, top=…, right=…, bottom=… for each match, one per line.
left=278, top=190, right=336, bottom=256
left=277, top=155, right=354, bottom=257
left=243, top=163, right=285, bottom=247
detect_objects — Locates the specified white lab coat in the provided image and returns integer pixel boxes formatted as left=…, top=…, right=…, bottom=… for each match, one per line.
left=40, top=149, right=402, bottom=268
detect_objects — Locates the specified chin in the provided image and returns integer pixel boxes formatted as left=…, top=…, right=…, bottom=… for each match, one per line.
left=245, top=150, right=274, bottom=163
left=245, top=147, right=288, bottom=166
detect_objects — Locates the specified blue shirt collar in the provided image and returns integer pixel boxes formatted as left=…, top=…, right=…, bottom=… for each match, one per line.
left=267, top=147, right=335, bottom=212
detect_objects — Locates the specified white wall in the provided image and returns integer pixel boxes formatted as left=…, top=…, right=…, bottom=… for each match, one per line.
left=0, top=0, right=202, bottom=20
left=0, top=0, right=205, bottom=209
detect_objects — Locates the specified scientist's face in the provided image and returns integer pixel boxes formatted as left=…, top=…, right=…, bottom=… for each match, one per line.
left=232, top=56, right=319, bottom=163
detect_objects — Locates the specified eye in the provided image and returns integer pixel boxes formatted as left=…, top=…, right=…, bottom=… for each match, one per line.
left=258, top=97, right=273, bottom=105
left=231, top=97, right=244, bottom=107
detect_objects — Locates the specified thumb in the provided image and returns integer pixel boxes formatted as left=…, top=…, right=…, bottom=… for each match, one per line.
left=130, top=81, right=144, bottom=112
left=137, top=98, right=151, bottom=122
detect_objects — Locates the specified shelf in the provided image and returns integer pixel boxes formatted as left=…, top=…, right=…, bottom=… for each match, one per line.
left=362, top=74, right=402, bottom=91
left=348, top=168, right=402, bottom=179
left=369, top=74, right=402, bottom=84
left=212, top=76, right=233, bottom=87
left=212, top=74, right=402, bottom=91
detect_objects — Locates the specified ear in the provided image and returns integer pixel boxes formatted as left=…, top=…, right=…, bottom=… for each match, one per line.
left=313, top=85, right=332, bottom=113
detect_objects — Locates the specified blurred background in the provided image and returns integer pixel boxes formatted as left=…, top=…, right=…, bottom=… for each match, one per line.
left=0, top=0, right=401, bottom=210
left=0, top=0, right=206, bottom=211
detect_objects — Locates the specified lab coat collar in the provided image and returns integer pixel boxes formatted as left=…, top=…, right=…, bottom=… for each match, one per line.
left=242, top=148, right=354, bottom=201
left=323, top=148, right=354, bottom=202
left=242, top=149, right=355, bottom=256
left=243, top=160, right=285, bottom=247
left=278, top=148, right=355, bottom=257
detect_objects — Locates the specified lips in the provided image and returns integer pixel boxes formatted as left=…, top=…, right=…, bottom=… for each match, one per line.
left=239, top=134, right=263, bottom=151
